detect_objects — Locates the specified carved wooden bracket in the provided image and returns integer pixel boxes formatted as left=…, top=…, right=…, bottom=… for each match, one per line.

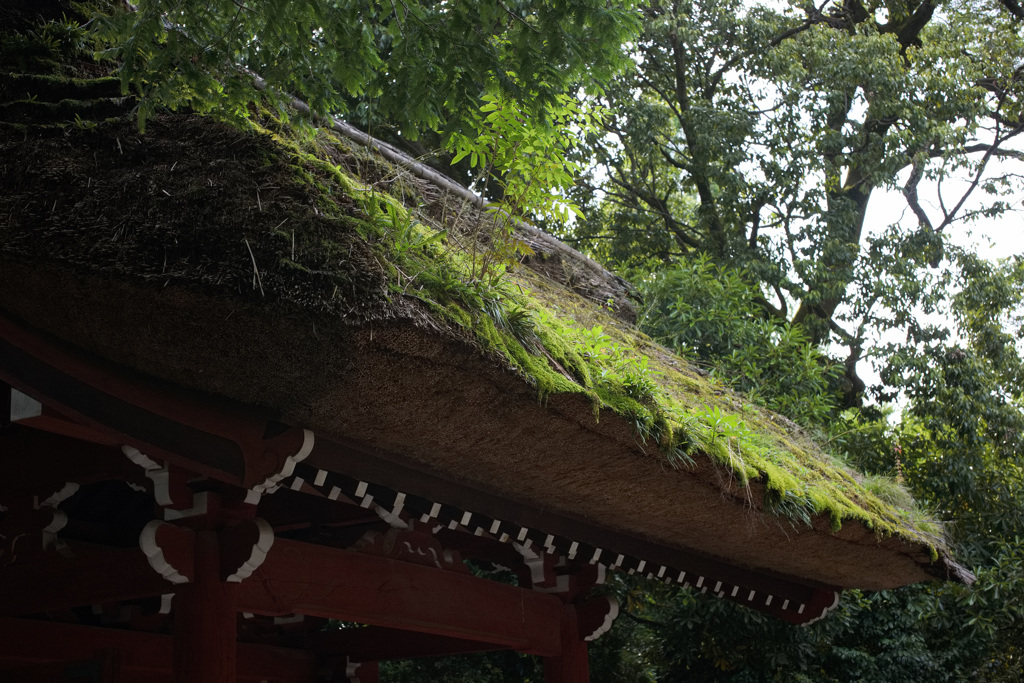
left=575, top=596, right=619, bottom=642
left=139, top=517, right=275, bottom=586
left=0, top=507, right=62, bottom=567
left=220, top=518, right=274, bottom=583
left=140, top=520, right=195, bottom=584
left=354, top=520, right=469, bottom=574
left=345, top=659, right=379, bottom=683
left=0, top=481, right=82, bottom=567
left=248, top=428, right=314, bottom=494
left=515, top=545, right=608, bottom=602
left=123, top=446, right=205, bottom=518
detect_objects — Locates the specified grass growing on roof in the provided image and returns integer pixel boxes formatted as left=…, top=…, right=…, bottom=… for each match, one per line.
left=8, top=37, right=944, bottom=555
left=264, top=117, right=942, bottom=551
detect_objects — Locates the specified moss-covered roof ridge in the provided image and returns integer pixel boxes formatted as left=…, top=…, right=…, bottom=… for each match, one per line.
left=252, top=111, right=949, bottom=553
left=0, top=11, right=973, bottom=592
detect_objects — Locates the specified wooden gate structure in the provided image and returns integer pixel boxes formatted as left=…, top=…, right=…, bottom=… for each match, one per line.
left=0, top=4, right=971, bottom=680
left=0, top=309, right=971, bottom=682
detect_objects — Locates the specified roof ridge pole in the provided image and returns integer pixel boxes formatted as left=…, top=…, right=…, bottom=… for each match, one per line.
left=173, top=525, right=238, bottom=683
left=543, top=605, right=590, bottom=683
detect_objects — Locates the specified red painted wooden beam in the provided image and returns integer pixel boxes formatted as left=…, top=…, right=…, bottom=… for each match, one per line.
left=0, top=546, right=172, bottom=617
left=0, top=617, right=316, bottom=682
left=1, top=536, right=565, bottom=658
left=0, top=313, right=309, bottom=489
left=0, top=426, right=140, bottom=496
left=240, top=537, right=564, bottom=656
left=311, top=625, right=508, bottom=661
left=173, top=529, right=238, bottom=683
left=544, top=606, right=590, bottom=683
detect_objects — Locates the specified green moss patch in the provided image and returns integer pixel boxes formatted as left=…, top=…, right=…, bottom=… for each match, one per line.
left=244, top=109, right=946, bottom=553
left=1, top=32, right=945, bottom=555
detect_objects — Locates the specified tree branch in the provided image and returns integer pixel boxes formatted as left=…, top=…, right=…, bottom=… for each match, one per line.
left=997, top=0, right=1024, bottom=21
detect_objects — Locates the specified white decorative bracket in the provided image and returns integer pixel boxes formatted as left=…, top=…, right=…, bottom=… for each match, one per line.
left=34, top=481, right=78, bottom=549
left=251, top=429, right=314, bottom=494
left=577, top=595, right=620, bottom=642
left=9, top=388, right=42, bottom=422
left=222, top=518, right=275, bottom=583
left=139, top=520, right=194, bottom=584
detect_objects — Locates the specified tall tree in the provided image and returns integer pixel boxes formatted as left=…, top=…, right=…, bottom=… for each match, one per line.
left=610, top=249, right=1024, bottom=682
left=565, top=0, right=1024, bottom=399
left=557, top=2, right=1024, bottom=678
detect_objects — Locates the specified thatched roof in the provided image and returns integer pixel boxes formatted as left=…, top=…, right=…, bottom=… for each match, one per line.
left=0, top=9, right=972, bottom=627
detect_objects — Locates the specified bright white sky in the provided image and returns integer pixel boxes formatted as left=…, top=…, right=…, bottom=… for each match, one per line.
left=855, top=161, right=1023, bottom=398
left=864, top=165, right=1024, bottom=260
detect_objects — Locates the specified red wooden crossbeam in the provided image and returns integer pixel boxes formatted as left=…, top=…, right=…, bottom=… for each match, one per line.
left=240, top=537, right=565, bottom=656
left=0, top=426, right=141, bottom=497
left=0, top=535, right=565, bottom=658
left=0, top=617, right=315, bottom=682
left=0, top=546, right=168, bottom=617
left=311, top=625, right=506, bottom=661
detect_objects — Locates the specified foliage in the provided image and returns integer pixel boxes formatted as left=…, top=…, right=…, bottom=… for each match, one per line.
left=553, top=6, right=1024, bottom=673
left=89, top=0, right=639, bottom=135
left=445, top=91, right=600, bottom=283
left=595, top=246, right=1024, bottom=682
left=639, top=256, right=839, bottom=426
left=381, top=650, right=541, bottom=682
left=561, top=0, right=1024, bottom=402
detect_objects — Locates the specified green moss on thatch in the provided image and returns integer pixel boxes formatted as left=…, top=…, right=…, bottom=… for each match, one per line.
left=0, top=32, right=945, bottom=556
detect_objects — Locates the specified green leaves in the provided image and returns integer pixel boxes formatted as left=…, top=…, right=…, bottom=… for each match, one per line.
left=444, top=90, right=598, bottom=282
left=90, top=0, right=639, bottom=137
left=639, top=255, right=839, bottom=427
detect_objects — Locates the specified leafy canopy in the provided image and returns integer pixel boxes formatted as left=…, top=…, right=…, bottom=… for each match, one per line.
left=93, top=0, right=640, bottom=133
left=562, top=0, right=1024, bottom=404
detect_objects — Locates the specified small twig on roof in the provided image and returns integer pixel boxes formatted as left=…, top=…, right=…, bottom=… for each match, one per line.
left=243, top=238, right=265, bottom=297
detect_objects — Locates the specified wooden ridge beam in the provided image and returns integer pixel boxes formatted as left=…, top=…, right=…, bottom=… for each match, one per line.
left=240, top=537, right=564, bottom=656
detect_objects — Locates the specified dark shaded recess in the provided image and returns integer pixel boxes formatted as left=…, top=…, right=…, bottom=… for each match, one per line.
left=0, top=73, right=122, bottom=101
left=0, top=95, right=129, bottom=123
left=0, top=114, right=395, bottom=321
left=61, top=480, right=155, bottom=547
left=0, top=0, right=84, bottom=29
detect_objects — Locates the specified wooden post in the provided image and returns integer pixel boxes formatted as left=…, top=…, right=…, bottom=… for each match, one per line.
left=543, top=606, right=589, bottom=683
left=173, top=529, right=238, bottom=683
left=346, top=660, right=379, bottom=683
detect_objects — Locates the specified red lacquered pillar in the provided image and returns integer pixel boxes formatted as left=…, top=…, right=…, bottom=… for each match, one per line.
left=544, top=606, right=589, bottom=683
left=173, top=529, right=238, bottom=683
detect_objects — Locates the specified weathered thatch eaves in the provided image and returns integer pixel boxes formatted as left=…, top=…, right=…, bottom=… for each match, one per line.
left=0, top=15, right=972, bottom=629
